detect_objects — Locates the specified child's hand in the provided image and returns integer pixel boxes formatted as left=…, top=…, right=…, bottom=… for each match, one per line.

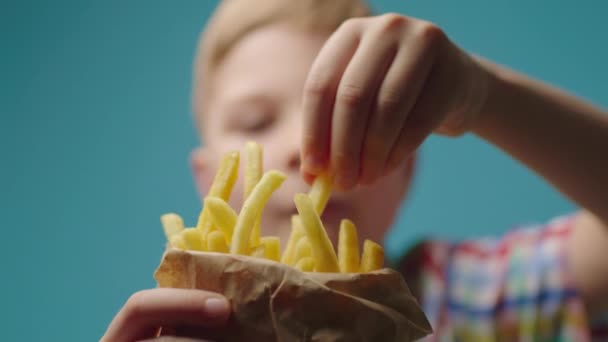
left=101, top=288, right=230, bottom=342
left=301, top=14, right=488, bottom=189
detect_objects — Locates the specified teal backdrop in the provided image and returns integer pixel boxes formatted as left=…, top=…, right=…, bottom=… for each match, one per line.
left=1, top=1, right=606, bottom=341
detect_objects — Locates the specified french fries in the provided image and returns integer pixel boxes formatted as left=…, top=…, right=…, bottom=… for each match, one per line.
left=294, top=236, right=312, bottom=264
left=209, top=151, right=241, bottom=201
left=205, top=196, right=237, bottom=243
left=281, top=216, right=305, bottom=265
left=230, top=170, right=286, bottom=255
left=244, top=142, right=263, bottom=200
left=308, top=174, right=333, bottom=214
left=294, top=257, right=315, bottom=272
left=338, top=219, right=360, bottom=273
left=207, top=230, right=229, bottom=253
left=260, top=236, right=280, bottom=262
left=293, top=194, right=340, bottom=272
left=160, top=142, right=385, bottom=273
left=244, top=141, right=263, bottom=247
left=182, top=228, right=205, bottom=251
left=169, top=232, right=187, bottom=250
left=161, top=213, right=184, bottom=240
left=360, top=240, right=385, bottom=273
left=196, top=151, right=240, bottom=237
left=250, top=244, right=266, bottom=258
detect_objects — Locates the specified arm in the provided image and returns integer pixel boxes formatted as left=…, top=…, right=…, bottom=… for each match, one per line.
left=300, top=13, right=608, bottom=316
left=471, top=60, right=608, bottom=315
left=472, top=59, right=608, bottom=224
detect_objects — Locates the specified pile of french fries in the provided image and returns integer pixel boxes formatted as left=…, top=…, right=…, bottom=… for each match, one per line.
left=160, top=142, right=384, bottom=273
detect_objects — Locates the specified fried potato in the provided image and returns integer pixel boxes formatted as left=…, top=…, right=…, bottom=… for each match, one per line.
left=230, top=170, right=286, bottom=254
left=196, top=151, right=240, bottom=236
left=244, top=141, right=263, bottom=247
left=338, top=219, right=360, bottom=273
left=360, top=240, right=385, bottom=272
left=294, top=236, right=312, bottom=264
left=182, top=228, right=206, bottom=251
left=159, top=142, right=387, bottom=276
left=293, top=194, right=339, bottom=272
left=205, top=196, right=237, bottom=243
left=294, top=256, right=315, bottom=272
left=281, top=216, right=306, bottom=265
left=160, top=213, right=185, bottom=240
left=169, top=232, right=187, bottom=250
left=260, top=236, right=280, bottom=261
left=250, top=244, right=265, bottom=258
left=308, top=174, right=333, bottom=215
left=207, top=230, right=229, bottom=253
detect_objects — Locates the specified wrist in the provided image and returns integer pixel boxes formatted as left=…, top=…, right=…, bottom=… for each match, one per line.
left=435, top=51, right=492, bottom=137
left=469, top=56, right=509, bottom=137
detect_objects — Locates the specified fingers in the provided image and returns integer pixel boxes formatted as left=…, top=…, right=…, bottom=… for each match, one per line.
left=101, top=288, right=230, bottom=342
left=359, top=23, right=436, bottom=184
left=301, top=20, right=361, bottom=176
left=384, top=25, right=451, bottom=173
left=303, top=14, right=451, bottom=189
left=385, top=64, right=447, bottom=173
left=329, top=21, right=399, bottom=190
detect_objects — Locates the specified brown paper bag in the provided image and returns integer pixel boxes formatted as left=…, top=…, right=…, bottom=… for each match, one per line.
left=154, top=249, right=432, bottom=342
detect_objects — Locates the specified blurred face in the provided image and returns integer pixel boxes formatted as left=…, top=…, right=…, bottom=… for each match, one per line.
left=192, top=24, right=413, bottom=246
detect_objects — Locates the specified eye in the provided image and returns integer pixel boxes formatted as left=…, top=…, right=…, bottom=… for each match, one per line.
left=226, top=109, right=276, bottom=135
left=238, top=112, right=274, bottom=133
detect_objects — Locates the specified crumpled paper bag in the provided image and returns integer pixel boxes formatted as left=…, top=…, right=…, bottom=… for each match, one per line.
left=154, top=248, right=432, bottom=342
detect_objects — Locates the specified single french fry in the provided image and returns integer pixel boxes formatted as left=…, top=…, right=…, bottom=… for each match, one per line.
left=293, top=193, right=339, bottom=272
left=249, top=218, right=262, bottom=248
left=244, top=141, right=263, bottom=200
left=230, top=170, right=286, bottom=254
left=294, top=237, right=312, bottom=264
left=280, top=216, right=306, bottom=265
left=209, top=151, right=241, bottom=200
left=338, top=219, right=360, bottom=273
left=169, top=233, right=187, bottom=250
left=294, top=257, right=315, bottom=272
left=308, top=174, right=333, bottom=215
left=244, top=142, right=264, bottom=247
left=205, top=196, right=237, bottom=243
left=182, top=228, right=206, bottom=251
left=360, top=239, right=385, bottom=272
left=161, top=213, right=185, bottom=240
left=250, top=244, right=265, bottom=258
left=260, top=236, right=280, bottom=261
left=207, top=230, right=229, bottom=253
left=287, top=175, right=331, bottom=266
left=247, top=216, right=261, bottom=250
left=196, top=151, right=240, bottom=236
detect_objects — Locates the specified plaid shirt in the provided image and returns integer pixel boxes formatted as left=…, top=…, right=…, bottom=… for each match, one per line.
left=400, top=215, right=608, bottom=341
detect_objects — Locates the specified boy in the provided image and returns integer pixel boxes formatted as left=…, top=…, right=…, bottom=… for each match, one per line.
left=102, top=0, right=608, bottom=341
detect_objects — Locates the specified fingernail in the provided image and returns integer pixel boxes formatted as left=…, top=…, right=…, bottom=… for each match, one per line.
left=205, top=297, right=229, bottom=317
left=301, top=169, right=316, bottom=185
left=304, top=154, right=325, bottom=174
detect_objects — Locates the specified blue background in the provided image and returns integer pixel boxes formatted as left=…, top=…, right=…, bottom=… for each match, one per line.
left=1, top=1, right=606, bottom=340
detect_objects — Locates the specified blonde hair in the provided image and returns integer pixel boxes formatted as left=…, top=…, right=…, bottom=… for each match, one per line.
left=192, top=0, right=371, bottom=132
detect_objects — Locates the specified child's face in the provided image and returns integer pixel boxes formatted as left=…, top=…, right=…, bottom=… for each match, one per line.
left=193, top=24, right=413, bottom=245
